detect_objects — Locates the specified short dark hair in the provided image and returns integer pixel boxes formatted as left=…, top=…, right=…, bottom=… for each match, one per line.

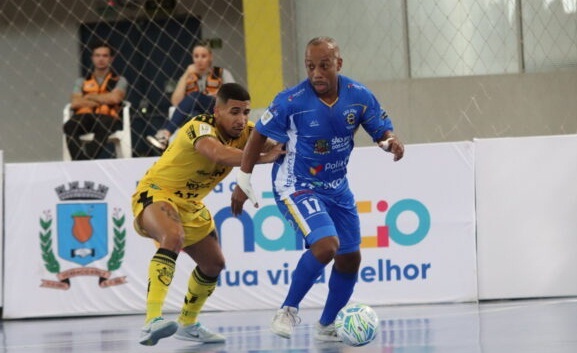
left=216, top=83, right=251, bottom=104
left=90, top=40, right=114, bottom=56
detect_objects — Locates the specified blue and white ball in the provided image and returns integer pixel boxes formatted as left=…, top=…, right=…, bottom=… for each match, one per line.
left=334, top=303, right=379, bottom=346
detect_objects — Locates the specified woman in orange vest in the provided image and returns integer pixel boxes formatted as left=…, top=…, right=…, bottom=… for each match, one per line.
left=63, top=41, right=128, bottom=160
left=147, top=41, right=234, bottom=150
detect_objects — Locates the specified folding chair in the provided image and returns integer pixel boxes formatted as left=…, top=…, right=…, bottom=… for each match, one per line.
left=62, top=102, right=132, bottom=160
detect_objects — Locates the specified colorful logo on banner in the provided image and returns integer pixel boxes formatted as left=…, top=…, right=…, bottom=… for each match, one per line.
left=215, top=191, right=431, bottom=252
left=39, top=181, right=127, bottom=290
left=357, top=199, right=431, bottom=248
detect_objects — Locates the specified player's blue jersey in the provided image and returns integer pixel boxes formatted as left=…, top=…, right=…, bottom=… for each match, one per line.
left=256, top=75, right=394, bottom=198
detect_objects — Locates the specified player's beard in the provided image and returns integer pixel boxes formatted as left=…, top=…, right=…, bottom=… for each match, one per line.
left=311, top=79, right=332, bottom=96
left=226, top=128, right=243, bottom=140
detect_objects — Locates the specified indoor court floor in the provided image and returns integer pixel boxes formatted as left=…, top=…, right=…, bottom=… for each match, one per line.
left=0, top=297, right=576, bottom=353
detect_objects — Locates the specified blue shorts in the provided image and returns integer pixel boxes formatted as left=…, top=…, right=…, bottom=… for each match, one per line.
left=276, top=189, right=361, bottom=254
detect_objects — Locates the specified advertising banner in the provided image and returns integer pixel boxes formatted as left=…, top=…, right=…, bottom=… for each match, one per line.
left=4, top=143, right=477, bottom=319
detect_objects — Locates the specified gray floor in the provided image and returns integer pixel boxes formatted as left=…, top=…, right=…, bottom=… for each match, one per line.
left=1, top=297, right=577, bottom=352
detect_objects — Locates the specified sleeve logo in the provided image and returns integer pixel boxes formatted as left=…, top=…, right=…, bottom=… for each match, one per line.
left=199, top=123, right=212, bottom=135
left=260, top=109, right=273, bottom=125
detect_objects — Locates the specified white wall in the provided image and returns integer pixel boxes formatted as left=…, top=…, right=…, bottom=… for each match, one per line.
left=0, top=20, right=78, bottom=162
left=0, top=151, right=3, bottom=306
left=476, top=134, right=577, bottom=299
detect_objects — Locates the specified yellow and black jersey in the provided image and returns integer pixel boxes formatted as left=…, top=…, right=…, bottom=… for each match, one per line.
left=138, top=114, right=254, bottom=201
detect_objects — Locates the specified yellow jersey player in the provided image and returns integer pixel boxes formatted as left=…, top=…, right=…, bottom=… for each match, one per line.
left=132, top=83, right=283, bottom=346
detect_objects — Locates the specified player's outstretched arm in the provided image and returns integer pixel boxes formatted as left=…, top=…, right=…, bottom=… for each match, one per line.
left=195, top=136, right=245, bottom=166
left=195, top=133, right=283, bottom=168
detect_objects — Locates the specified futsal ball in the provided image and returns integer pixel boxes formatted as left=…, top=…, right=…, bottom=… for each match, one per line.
left=334, top=303, right=379, bottom=346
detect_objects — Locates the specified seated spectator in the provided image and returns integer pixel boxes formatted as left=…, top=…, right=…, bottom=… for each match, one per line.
left=146, top=41, right=234, bottom=150
left=63, top=41, right=128, bottom=160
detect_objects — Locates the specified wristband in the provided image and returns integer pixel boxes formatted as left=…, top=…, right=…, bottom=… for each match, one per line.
left=378, top=137, right=394, bottom=152
left=236, top=170, right=259, bottom=206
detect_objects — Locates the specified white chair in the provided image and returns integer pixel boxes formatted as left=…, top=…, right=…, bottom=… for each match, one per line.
left=168, top=106, right=178, bottom=144
left=62, top=102, right=132, bottom=160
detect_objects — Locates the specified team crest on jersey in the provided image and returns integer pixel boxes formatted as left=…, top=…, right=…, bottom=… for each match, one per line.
left=39, top=181, right=127, bottom=290
left=342, top=108, right=358, bottom=126
left=346, top=113, right=356, bottom=125
left=314, top=139, right=331, bottom=154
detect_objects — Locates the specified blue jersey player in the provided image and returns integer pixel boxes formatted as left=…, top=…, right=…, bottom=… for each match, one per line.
left=231, top=37, right=404, bottom=341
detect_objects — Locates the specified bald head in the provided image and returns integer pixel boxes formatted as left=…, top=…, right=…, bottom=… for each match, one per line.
left=304, top=37, right=343, bottom=101
left=306, top=37, right=341, bottom=58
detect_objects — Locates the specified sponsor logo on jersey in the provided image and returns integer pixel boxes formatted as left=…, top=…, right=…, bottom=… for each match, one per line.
left=186, top=179, right=213, bottom=191
left=309, top=165, right=323, bottom=175
left=331, top=135, right=353, bottom=152
left=324, top=158, right=348, bottom=172
left=288, top=88, right=305, bottom=101
left=186, top=125, right=197, bottom=140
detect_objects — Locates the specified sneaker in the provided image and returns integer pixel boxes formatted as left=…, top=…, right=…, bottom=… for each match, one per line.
left=314, top=322, right=341, bottom=342
left=139, top=317, right=178, bottom=346
left=146, top=129, right=170, bottom=150
left=174, top=322, right=226, bottom=343
left=270, top=306, right=301, bottom=339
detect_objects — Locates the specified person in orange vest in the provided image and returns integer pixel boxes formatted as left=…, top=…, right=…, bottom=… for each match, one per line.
left=63, top=41, right=128, bottom=160
left=147, top=41, right=234, bottom=150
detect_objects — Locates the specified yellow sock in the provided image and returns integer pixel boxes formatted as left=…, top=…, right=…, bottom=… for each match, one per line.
left=145, top=248, right=177, bottom=323
left=178, top=266, right=217, bottom=326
